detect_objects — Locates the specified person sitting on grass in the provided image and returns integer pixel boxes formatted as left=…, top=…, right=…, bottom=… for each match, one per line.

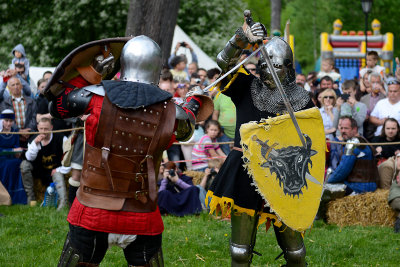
left=157, top=161, right=202, bottom=216
left=197, top=159, right=222, bottom=210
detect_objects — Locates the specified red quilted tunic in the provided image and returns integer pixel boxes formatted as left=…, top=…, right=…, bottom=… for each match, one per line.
left=63, top=79, right=164, bottom=235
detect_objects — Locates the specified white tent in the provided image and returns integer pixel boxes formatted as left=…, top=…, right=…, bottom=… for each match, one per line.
left=171, top=25, right=218, bottom=70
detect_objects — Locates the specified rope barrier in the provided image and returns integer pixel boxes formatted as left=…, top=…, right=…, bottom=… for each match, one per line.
left=1, top=127, right=398, bottom=147
left=0, top=127, right=85, bottom=135
left=171, top=156, right=226, bottom=163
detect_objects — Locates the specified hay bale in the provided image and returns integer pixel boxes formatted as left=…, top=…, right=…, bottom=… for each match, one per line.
left=326, top=189, right=397, bottom=227
left=183, top=170, right=205, bottom=185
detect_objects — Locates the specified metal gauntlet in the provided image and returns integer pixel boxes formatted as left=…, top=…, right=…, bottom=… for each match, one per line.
left=217, top=27, right=249, bottom=72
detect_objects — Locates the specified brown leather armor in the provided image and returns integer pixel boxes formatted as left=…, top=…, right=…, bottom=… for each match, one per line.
left=346, top=136, right=379, bottom=184
left=77, top=95, right=176, bottom=212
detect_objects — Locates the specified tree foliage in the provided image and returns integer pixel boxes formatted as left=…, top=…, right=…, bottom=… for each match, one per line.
left=0, top=0, right=128, bottom=70
left=177, top=0, right=247, bottom=61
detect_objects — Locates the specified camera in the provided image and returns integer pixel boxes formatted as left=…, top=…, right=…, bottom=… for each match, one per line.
left=180, top=42, right=186, bottom=47
left=341, top=94, right=350, bottom=102
left=210, top=168, right=217, bottom=176
left=168, top=169, right=176, bottom=177
left=195, top=78, right=201, bottom=84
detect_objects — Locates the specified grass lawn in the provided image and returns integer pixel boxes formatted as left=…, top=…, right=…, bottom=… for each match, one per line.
left=0, top=205, right=399, bottom=266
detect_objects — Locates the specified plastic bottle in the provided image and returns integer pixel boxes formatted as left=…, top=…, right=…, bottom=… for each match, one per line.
left=42, top=182, right=58, bottom=207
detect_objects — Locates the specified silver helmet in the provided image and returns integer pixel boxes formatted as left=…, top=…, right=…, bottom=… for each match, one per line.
left=259, top=37, right=294, bottom=88
left=120, top=35, right=162, bottom=84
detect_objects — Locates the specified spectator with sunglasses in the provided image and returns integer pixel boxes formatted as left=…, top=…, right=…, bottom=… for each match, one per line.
left=370, top=77, right=400, bottom=137
left=319, top=89, right=339, bottom=140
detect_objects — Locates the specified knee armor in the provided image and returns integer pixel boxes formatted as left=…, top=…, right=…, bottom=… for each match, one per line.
left=230, top=241, right=253, bottom=266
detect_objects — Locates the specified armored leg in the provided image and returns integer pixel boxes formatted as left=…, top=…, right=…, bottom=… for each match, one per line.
left=20, top=160, right=36, bottom=203
left=58, top=233, right=83, bottom=267
left=273, top=223, right=306, bottom=267
left=53, top=172, right=67, bottom=211
left=134, top=247, right=164, bottom=267
left=230, top=212, right=259, bottom=267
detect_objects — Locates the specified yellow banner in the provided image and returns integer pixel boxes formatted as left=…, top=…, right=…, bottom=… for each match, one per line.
left=240, top=107, right=325, bottom=232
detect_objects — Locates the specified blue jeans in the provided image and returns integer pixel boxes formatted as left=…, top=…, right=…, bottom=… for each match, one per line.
left=217, top=134, right=233, bottom=156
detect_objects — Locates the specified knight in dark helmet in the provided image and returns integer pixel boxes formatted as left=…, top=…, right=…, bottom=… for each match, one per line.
left=206, top=11, right=319, bottom=267
left=45, top=35, right=213, bottom=266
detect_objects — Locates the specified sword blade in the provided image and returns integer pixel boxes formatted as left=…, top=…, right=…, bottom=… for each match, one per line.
left=259, top=45, right=307, bottom=148
left=203, top=45, right=263, bottom=92
left=305, top=172, right=321, bottom=186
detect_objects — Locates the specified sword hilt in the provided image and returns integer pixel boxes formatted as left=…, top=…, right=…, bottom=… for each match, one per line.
left=244, top=10, right=255, bottom=27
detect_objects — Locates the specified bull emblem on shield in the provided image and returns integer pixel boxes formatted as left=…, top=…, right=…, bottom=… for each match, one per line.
left=252, top=134, right=319, bottom=197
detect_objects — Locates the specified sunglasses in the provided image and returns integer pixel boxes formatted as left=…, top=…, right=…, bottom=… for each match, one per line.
left=323, top=96, right=335, bottom=99
left=387, top=79, right=400, bottom=85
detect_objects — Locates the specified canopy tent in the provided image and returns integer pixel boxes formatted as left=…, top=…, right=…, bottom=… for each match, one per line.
left=171, top=25, right=218, bottom=70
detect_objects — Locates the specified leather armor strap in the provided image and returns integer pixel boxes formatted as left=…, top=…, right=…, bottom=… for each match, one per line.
left=144, top=101, right=175, bottom=202
left=100, top=96, right=118, bottom=191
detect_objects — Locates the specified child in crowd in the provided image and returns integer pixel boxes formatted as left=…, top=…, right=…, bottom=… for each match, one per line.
left=192, top=120, right=226, bottom=171
left=360, top=51, right=386, bottom=81
left=197, top=159, right=222, bottom=210
left=11, top=44, right=30, bottom=81
left=317, top=58, right=341, bottom=85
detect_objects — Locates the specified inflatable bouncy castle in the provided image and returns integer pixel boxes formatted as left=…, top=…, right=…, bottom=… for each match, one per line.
left=321, top=19, right=393, bottom=80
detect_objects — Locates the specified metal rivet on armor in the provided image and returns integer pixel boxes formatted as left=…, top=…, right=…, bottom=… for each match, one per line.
left=126, top=118, right=129, bottom=121
left=122, top=132, right=125, bottom=136
left=73, top=103, right=76, bottom=107
left=164, top=101, right=167, bottom=104
left=134, top=149, right=137, bottom=152
left=138, top=136, right=141, bottom=139
left=133, top=119, right=136, bottom=123
left=93, top=167, right=96, bottom=171
left=126, top=147, right=128, bottom=151
left=153, top=125, right=156, bottom=129
left=81, top=93, right=84, bottom=97
left=119, top=146, right=122, bottom=149
left=119, top=116, right=122, bottom=120
left=112, top=144, right=115, bottom=148
left=141, top=122, right=144, bottom=125
left=163, top=106, right=166, bottom=109
left=144, top=109, right=146, bottom=112
left=140, top=150, right=143, bottom=154
left=129, top=133, right=132, bottom=137
left=144, top=137, right=148, bottom=141
left=156, top=112, right=159, bottom=115
left=115, top=131, right=118, bottom=134
left=147, top=124, right=150, bottom=127
left=150, top=110, right=153, bottom=113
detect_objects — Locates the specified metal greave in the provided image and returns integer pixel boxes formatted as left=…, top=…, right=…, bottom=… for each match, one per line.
left=273, top=223, right=306, bottom=267
left=230, top=212, right=260, bottom=267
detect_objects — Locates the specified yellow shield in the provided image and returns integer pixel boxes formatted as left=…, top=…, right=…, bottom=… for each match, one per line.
left=240, top=107, right=325, bottom=232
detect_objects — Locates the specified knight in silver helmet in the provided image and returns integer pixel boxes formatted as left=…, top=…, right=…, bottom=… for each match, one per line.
left=120, top=35, right=162, bottom=84
left=47, top=35, right=213, bottom=267
left=208, top=13, right=314, bottom=267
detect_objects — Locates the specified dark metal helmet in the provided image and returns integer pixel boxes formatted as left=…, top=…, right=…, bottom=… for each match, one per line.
left=259, top=37, right=294, bottom=88
left=120, top=35, right=162, bottom=85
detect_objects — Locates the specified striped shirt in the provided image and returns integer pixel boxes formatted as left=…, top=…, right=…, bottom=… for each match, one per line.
left=192, top=135, right=220, bottom=170
left=12, top=96, right=26, bottom=129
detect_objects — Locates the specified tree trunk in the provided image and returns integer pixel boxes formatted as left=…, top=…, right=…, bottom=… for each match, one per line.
left=270, top=0, right=281, bottom=35
left=125, top=0, right=180, bottom=67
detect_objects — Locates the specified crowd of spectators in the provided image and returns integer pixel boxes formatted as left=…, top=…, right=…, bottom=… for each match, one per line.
left=1, top=42, right=400, bottom=231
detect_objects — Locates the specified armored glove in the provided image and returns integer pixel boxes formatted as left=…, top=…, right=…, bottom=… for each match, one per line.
left=183, top=86, right=213, bottom=122
left=243, top=22, right=268, bottom=44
